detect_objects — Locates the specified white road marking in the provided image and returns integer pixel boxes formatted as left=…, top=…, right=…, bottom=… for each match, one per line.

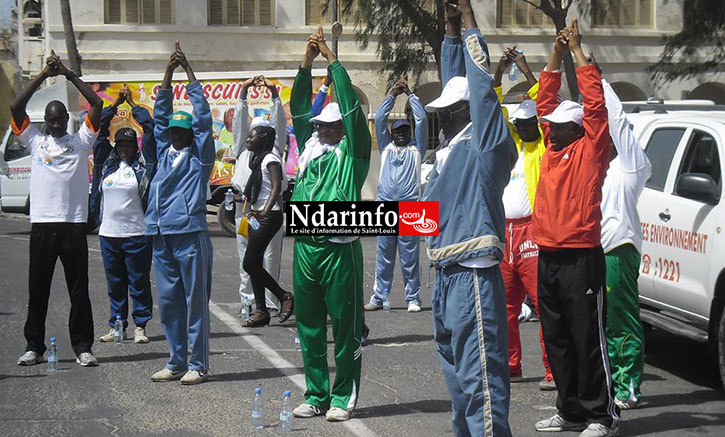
left=208, top=300, right=378, bottom=437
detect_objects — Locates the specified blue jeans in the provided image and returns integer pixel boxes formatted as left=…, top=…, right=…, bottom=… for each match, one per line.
left=372, top=235, right=421, bottom=305
left=153, top=231, right=213, bottom=372
left=433, top=264, right=512, bottom=437
left=99, top=235, right=153, bottom=329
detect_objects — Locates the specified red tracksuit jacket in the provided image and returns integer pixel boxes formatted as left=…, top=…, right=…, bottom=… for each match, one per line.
left=532, top=64, right=610, bottom=249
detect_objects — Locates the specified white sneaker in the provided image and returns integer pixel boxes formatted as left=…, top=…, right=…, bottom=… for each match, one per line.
left=614, top=397, right=639, bottom=410
left=99, top=328, right=125, bottom=342
left=535, top=414, right=586, bottom=432
left=579, top=423, right=620, bottom=437
left=134, top=327, right=149, bottom=344
left=17, top=351, right=41, bottom=366
left=325, top=406, right=351, bottom=422
left=407, top=302, right=422, bottom=313
left=364, top=300, right=383, bottom=311
left=151, top=368, right=186, bottom=382
left=293, top=403, right=324, bottom=418
left=180, top=370, right=208, bottom=385
left=76, top=352, right=99, bottom=367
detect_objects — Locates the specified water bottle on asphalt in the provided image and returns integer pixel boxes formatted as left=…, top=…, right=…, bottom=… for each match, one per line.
left=383, top=299, right=391, bottom=312
left=113, top=316, right=123, bottom=344
left=252, top=387, right=265, bottom=430
left=294, top=335, right=302, bottom=352
left=224, top=188, right=234, bottom=211
left=47, top=337, right=58, bottom=372
left=241, top=296, right=250, bottom=323
left=279, top=390, right=293, bottom=432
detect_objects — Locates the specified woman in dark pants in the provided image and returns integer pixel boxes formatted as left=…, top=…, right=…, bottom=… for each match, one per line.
left=242, top=125, right=294, bottom=327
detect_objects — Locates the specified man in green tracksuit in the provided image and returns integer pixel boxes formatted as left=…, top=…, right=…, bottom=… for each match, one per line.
left=289, top=27, right=371, bottom=423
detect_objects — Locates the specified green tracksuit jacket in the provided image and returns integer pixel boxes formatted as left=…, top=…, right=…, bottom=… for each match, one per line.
left=290, top=60, right=371, bottom=411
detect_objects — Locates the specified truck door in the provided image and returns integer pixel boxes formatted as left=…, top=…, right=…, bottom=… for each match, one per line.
left=637, top=125, right=689, bottom=308
left=646, top=126, right=722, bottom=321
left=0, top=126, right=35, bottom=211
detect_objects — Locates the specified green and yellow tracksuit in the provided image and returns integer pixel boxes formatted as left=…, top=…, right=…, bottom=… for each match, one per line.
left=290, top=60, right=371, bottom=411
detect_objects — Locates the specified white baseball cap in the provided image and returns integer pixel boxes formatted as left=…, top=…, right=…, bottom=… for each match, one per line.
left=425, top=77, right=470, bottom=113
left=250, top=116, right=272, bottom=130
left=310, top=102, right=342, bottom=124
left=513, top=99, right=537, bottom=120
left=540, top=100, right=584, bottom=126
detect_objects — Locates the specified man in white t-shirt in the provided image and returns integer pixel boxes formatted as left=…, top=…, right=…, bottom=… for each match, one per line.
left=11, top=52, right=102, bottom=367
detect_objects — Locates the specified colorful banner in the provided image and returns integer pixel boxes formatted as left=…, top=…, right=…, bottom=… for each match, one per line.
left=83, top=76, right=328, bottom=187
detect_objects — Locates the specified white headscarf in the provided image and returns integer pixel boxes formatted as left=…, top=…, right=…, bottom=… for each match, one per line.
left=297, top=131, right=341, bottom=178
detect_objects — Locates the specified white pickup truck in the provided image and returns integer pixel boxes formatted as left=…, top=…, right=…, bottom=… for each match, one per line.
left=625, top=103, right=725, bottom=389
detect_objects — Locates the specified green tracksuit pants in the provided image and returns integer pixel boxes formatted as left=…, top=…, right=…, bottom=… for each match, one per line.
left=293, top=239, right=363, bottom=411
left=605, top=243, right=644, bottom=403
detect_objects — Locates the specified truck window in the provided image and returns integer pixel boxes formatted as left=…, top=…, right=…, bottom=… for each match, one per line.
left=644, top=128, right=686, bottom=191
left=677, top=130, right=721, bottom=193
left=3, top=123, right=45, bottom=162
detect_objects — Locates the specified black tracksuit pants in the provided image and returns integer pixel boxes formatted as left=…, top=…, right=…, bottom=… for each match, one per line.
left=24, top=223, right=94, bottom=356
left=537, top=246, right=620, bottom=427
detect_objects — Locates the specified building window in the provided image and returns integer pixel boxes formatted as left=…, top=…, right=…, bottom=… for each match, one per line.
left=497, top=0, right=553, bottom=28
left=306, top=0, right=357, bottom=26
left=208, top=0, right=274, bottom=26
left=105, top=0, right=174, bottom=24
left=592, top=0, right=652, bottom=28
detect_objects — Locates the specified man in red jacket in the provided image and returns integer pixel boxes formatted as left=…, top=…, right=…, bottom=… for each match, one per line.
left=532, top=19, right=620, bottom=437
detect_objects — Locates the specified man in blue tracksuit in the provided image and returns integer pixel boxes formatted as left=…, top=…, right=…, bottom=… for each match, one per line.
left=365, top=78, right=427, bottom=313
left=423, top=2, right=517, bottom=436
left=146, top=43, right=215, bottom=385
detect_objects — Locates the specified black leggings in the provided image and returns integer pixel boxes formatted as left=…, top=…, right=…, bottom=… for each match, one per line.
left=243, top=210, right=286, bottom=313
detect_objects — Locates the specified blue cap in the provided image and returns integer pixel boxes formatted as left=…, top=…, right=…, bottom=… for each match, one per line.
left=254, top=387, right=262, bottom=394
left=391, top=119, right=410, bottom=131
left=50, top=337, right=56, bottom=342
left=283, top=390, right=291, bottom=396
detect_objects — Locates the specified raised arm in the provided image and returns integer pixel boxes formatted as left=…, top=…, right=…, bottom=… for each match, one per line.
left=154, top=51, right=179, bottom=158
left=311, top=72, right=331, bottom=118
left=131, top=104, right=157, bottom=166
left=602, top=79, right=648, bottom=172
left=442, top=1, right=466, bottom=84
left=9, top=62, right=52, bottom=128
left=328, top=60, right=370, bottom=161
left=92, top=102, right=121, bottom=168
left=265, top=77, right=287, bottom=157
left=409, top=93, right=428, bottom=155
left=233, top=77, right=256, bottom=158
left=291, top=32, right=320, bottom=154
left=186, top=80, right=215, bottom=165
left=48, top=52, right=102, bottom=130
left=374, top=94, right=395, bottom=152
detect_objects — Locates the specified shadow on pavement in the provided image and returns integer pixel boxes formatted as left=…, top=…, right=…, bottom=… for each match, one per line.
left=363, top=334, right=434, bottom=346
left=620, top=411, right=725, bottom=436
left=644, top=330, right=721, bottom=389
left=210, top=366, right=303, bottom=382
left=97, top=350, right=224, bottom=364
left=0, top=373, right=47, bottom=381
left=354, top=399, right=451, bottom=419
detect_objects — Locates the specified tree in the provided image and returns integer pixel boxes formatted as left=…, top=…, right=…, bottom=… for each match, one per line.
left=648, top=0, right=725, bottom=86
left=59, top=0, right=82, bottom=75
left=518, top=0, right=580, bottom=100
left=334, top=0, right=446, bottom=90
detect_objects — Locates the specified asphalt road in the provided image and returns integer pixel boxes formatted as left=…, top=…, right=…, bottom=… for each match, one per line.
left=0, top=214, right=724, bottom=437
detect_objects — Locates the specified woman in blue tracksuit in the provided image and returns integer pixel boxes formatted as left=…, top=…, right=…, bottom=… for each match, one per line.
left=365, top=78, right=427, bottom=313
left=89, top=86, right=156, bottom=345
left=146, top=43, right=216, bottom=386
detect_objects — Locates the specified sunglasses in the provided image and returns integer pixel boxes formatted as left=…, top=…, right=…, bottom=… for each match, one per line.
left=437, top=103, right=469, bottom=120
left=313, top=121, right=343, bottom=131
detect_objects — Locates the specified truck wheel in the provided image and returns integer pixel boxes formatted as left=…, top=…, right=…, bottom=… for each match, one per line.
left=719, top=308, right=725, bottom=390
left=217, top=204, right=237, bottom=238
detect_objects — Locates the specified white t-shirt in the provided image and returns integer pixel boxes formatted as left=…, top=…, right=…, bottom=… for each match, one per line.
left=600, top=79, right=651, bottom=253
left=502, top=150, right=532, bottom=219
left=99, top=161, right=146, bottom=238
left=15, top=116, right=98, bottom=223
left=252, top=153, right=283, bottom=212
left=434, top=122, right=498, bottom=269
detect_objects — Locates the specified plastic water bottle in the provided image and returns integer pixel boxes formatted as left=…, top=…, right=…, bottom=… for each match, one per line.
left=248, top=215, right=261, bottom=230
left=241, top=296, right=250, bottom=323
left=47, top=337, right=58, bottom=372
left=113, top=316, right=123, bottom=344
left=251, top=387, right=265, bottom=430
left=224, top=188, right=234, bottom=211
left=279, top=390, right=293, bottom=432
left=294, top=335, right=302, bottom=352
left=383, top=299, right=391, bottom=312
left=508, top=50, right=523, bottom=82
